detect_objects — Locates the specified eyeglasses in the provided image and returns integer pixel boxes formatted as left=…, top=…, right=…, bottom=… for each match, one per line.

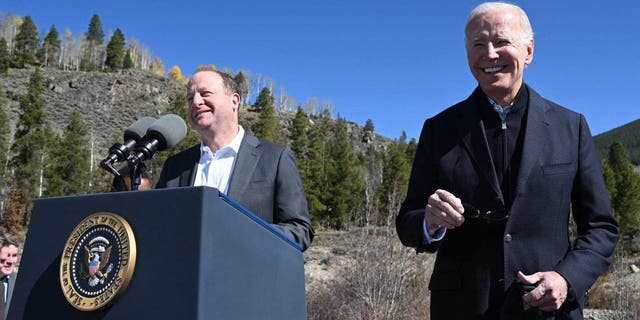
left=462, top=203, right=509, bottom=222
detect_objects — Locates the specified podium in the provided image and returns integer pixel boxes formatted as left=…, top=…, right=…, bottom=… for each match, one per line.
left=8, top=187, right=307, bottom=319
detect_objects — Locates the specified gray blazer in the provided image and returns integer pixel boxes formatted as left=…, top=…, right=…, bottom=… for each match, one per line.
left=156, top=133, right=314, bottom=251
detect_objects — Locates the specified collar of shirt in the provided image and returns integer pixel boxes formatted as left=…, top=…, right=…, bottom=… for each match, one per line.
left=194, top=127, right=245, bottom=193
left=198, top=126, right=245, bottom=161
left=487, top=97, right=514, bottom=122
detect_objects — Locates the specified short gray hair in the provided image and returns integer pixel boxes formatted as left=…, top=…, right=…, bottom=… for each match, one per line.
left=465, top=2, right=534, bottom=45
left=1, top=233, right=19, bottom=249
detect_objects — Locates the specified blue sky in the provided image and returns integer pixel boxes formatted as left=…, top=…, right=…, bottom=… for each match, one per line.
left=2, top=0, right=639, bottom=140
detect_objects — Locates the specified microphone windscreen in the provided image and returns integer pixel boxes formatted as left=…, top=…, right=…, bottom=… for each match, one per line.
left=146, top=114, right=187, bottom=150
left=124, top=117, right=157, bottom=142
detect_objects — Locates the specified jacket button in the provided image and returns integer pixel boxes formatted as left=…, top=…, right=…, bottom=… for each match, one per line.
left=504, top=234, right=512, bottom=243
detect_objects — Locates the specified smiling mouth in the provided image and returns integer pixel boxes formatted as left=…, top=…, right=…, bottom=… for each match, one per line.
left=483, top=66, right=504, bottom=74
left=194, top=109, right=213, bottom=117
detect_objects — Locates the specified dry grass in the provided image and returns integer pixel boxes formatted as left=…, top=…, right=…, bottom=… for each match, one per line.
left=306, top=227, right=433, bottom=320
left=306, top=229, right=640, bottom=320
left=585, top=241, right=640, bottom=320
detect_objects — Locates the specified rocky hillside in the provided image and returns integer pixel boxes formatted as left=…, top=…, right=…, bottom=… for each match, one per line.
left=0, top=67, right=391, bottom=158
left=1, top=68, right=183, bottom=152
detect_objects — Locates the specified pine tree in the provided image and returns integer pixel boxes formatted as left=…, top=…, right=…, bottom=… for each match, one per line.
left=105, top=28, right=126, bottom=71
left=362, top=118, right=376, bottom=144
left=44, top=112, right=91, bottom=197
left=12, top=16, right=39, bottom=68
left=601, top=161, right=617, bottom=200
left=38, top=25, right=61, bottom=67
left=377, top=132, right=412, bottom=224
left=86, top=14, right=105, bottom=44
left=290, top=107, right=309, bottom=162
left=9, top=68, right=49, bottom=217
left=253, top=87, right=274, bottom=110
left=81, top=15, right=104, bottom=71
left=364, top=119, right=375, bottom=132
left=325, top=118, right=364, bottom=229
left=0, top=87, right=11, bottom=178
left=406, top=137, right=418, bottom=162
left=0, top=87, right=10, bottom=187
left=234, top=72, right=249, bottom=103
left=253, top=87, right=278, bottom=142
left=0, top=38, right=9, bottom=74
left=305, top=114, right=330, bottom=227
left=607, top=142, right=640, bottom=237
left=123, top=49, right=134, bottom=69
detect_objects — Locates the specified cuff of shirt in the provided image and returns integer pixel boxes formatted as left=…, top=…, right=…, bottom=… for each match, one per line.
left=423, top=219, right=446, bottom=244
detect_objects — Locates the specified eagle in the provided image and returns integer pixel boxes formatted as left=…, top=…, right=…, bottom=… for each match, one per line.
left=84, top=237, right=113, bottom=287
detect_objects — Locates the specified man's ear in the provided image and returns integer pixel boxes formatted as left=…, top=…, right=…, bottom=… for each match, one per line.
left=525, top=39, right=534, bottom=65
left=231, top=93, right=241, bottom=111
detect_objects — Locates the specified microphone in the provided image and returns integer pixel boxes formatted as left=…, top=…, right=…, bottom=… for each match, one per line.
left=100, top=117, right=157, bottom=169
left=128, top=114, right=187, bottom=165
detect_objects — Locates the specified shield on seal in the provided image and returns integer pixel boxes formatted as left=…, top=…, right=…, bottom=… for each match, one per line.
left=89, top=255, right=100, bottom=276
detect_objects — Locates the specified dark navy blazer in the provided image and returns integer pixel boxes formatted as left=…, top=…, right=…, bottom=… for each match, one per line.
left=397, top=85, right=619, bottom=319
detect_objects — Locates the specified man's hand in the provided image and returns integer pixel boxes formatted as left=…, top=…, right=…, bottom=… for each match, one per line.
left=518, top=271, right=568, bottom=311
left=424, top=189, right=465, bottom=235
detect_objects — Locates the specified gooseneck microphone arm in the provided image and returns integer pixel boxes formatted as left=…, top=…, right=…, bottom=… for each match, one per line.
left=100, top=116, right=157, bottom=176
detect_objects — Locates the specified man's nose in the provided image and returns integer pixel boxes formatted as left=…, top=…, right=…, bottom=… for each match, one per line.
left=190, top=93, right=204, bottom=106
left=486, top=42, right=499, bottom=60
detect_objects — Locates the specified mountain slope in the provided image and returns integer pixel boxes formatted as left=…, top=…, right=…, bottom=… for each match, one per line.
left=593, top=119, right=640, bottom=165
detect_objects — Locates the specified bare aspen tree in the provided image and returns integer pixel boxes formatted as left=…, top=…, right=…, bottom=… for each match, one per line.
left=0, top=14, right=22, bottom=55
left=304, top=97, right=319, bottom=115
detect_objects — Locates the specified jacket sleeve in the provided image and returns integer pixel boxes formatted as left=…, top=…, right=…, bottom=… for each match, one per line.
left=396, top=119, right=440, bottom=253
left=272, top=147, right=315, bottom=251
left=554, top=114, right=619, bottom=303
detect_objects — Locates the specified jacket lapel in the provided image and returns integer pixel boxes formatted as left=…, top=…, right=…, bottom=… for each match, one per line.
left=182, top=145, right=200, bottom=187
left=458, top=94, right=503, bottom=202
left=515, top=86, right=551, bottom=195
left=227, top=134, right=261, bottom=198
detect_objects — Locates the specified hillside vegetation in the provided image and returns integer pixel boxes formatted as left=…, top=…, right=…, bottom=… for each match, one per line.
left=594, top=119, right=640, bottom=165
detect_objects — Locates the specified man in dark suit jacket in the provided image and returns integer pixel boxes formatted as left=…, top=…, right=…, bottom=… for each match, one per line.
left=0, top=234, right=19, bottom=320
left=156, top=69, right=313, bottom=251
left=396, top=3, right=619, bottom=319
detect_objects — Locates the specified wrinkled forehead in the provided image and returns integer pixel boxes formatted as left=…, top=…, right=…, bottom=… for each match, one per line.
left=187, top=71, right=223, bottom=93
left=466, top=10, right=521, bottom=41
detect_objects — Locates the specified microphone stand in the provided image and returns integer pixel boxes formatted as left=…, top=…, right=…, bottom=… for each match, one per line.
left=128, top=160, right=147, bottom=191
left=100, top=158, right=120, bottom=177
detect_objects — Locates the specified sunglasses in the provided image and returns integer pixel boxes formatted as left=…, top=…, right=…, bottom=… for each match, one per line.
left=462, top=203, right=509, bottom=222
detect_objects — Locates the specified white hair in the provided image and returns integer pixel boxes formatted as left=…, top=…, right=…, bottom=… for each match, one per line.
left=465, top=2, right=534, bottom=45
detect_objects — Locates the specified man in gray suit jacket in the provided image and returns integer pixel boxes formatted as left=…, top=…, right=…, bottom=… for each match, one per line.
left=396, top=2, right=618, bottom=319
left=156, top=70, right=314, bottom=251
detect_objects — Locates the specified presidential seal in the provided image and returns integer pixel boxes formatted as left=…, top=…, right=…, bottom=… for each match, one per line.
left=59, top=212, right=137, bottom=311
